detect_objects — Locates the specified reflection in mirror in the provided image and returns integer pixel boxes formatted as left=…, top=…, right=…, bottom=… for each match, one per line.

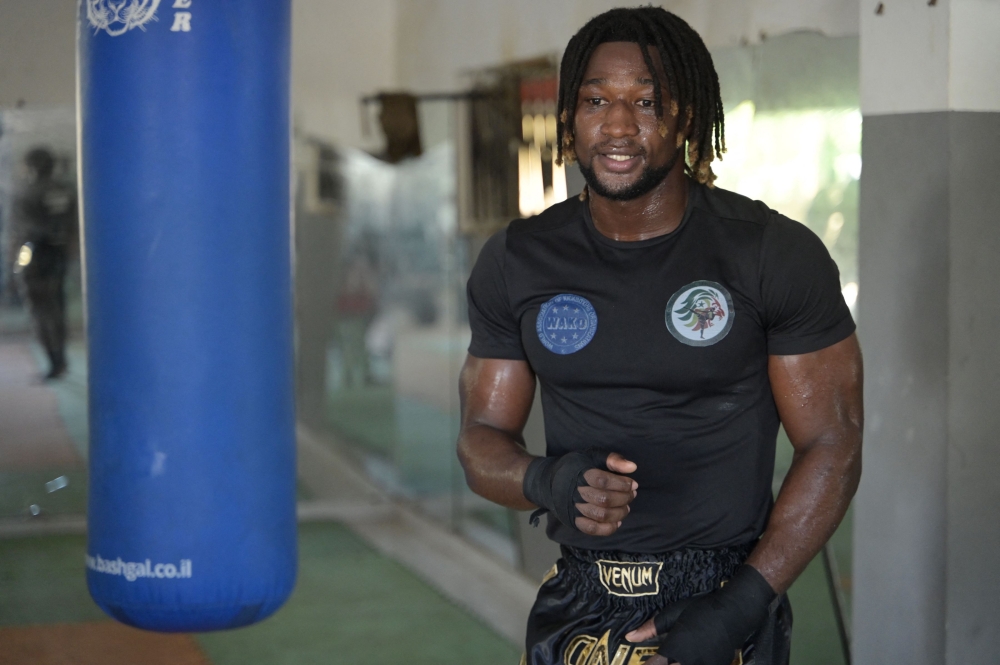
left=0, top=108, right=88, bottom=525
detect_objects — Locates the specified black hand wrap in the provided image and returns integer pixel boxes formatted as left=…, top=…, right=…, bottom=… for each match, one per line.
left=522, top=449, right=607, bottom=529
left=655, top=564, right=776, bottom=665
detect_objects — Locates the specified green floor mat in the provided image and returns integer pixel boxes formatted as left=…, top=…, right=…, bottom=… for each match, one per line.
left=0, top=534, right=105, bottom=626
left=0, top=523, right=521, bottom=665
left=787, top=554, right=849, bottom=665
left=197, top=523, right=521, bottom=665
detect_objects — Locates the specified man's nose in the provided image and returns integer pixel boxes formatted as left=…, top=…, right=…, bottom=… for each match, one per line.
left=601, top=100, right=640, bottom=138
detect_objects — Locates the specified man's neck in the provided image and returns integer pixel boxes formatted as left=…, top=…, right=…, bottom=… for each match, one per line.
left=588, top=167, right=690, bottom=242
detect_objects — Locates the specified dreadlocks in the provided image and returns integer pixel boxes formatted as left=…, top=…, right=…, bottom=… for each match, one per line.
left=556, top=6, right=725, bottom=187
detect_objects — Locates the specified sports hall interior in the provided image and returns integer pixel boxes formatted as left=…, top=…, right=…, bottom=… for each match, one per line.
left=0, top=2, right=995, bottom=664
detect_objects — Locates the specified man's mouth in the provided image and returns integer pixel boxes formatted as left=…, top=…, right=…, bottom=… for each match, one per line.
left=596, top=152, right=642, bottom=173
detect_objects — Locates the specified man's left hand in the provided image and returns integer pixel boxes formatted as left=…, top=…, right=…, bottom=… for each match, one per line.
left=624, top=565, right=774, bottom=665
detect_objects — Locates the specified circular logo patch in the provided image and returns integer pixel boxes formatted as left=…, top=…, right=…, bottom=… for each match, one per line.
left=536, top=294, right=598, bottom=355
left=665, top=280, right=735, bottom=347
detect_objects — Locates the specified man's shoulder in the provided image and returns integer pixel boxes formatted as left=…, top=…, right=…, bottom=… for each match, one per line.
left=691, top=183, right=775, bottom=229
left=689, top=183, right=821, bottom=255
left=507, top=195, right=585, bottom=238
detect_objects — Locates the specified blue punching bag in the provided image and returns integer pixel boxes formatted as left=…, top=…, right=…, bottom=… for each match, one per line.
left=79, top=1, right=296, bottom=631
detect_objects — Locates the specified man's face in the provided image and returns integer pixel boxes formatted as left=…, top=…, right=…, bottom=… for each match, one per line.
left=573, top=41, right=682, bottom=201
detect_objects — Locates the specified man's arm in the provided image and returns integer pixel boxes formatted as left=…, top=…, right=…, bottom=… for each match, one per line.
left=628, top=332, right=863, bottom=656
left=457, top=355, right=538, bottom=510
left=746, top=332, right=864, bottom=593
left=457, top=354, right=638, bottom=534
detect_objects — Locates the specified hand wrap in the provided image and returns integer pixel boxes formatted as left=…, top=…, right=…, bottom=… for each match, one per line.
left=522, top=449, right=607, bottom=529
left=655, top=564, right=776, bottom=665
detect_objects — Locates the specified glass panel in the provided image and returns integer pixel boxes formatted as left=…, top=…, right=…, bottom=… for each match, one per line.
left=0, top=108, right=88, bottom=522
left=303, top=97, right=524, bottom=565
left=313, top=100, right=483, bottom=536
left=715, top=104, right=861, bottom=312
left=327, top=141, right=458, bottom=484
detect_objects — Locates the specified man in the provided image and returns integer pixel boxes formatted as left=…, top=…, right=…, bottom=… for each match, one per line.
left=458, top=7, right=862, bottom=665
left=15, top=147, right=76, bottom=379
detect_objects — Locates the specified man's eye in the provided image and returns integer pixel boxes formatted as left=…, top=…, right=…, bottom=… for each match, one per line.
left=638, top=99, right=655, bottom=108
left=587, top=98, right=605, bottom=106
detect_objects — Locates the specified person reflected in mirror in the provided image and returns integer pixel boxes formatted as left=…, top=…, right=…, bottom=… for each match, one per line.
left=14, top=147, right=77, bottom=379
left=336, top=251, right=379, bottom=387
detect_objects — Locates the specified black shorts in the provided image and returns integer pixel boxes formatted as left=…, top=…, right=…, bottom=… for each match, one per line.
left=523, top=544, right=792, bottom=665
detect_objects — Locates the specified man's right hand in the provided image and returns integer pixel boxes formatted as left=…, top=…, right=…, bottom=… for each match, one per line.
left=457, top=356, right=638, bottom=533
left=575, top=452, right=638, bottom=535
left=522, top=449, right=638, bottom=535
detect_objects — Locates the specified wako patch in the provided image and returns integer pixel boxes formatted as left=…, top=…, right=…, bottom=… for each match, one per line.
left=536, top=294, right=597, bottom=355
left=665, top=280, right=735, bottom=346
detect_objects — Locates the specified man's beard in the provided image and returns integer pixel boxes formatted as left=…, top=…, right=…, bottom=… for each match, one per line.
left=578, top=148, right=681, bottom=201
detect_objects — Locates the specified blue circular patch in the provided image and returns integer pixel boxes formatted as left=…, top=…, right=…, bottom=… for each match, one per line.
left=536, top=294, right=598, bottom=355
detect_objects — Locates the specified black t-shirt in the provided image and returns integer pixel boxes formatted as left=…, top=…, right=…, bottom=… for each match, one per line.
left=466, top=181, right=855, bottom=553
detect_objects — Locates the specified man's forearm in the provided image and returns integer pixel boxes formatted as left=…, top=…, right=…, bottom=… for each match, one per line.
left=457, top=423, right=537, bottom=510
left=745, top=438, right=861, bottom=595
left=459, top=414, right=640, bottom=536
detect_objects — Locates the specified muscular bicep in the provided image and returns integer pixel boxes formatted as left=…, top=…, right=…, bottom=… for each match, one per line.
left=768, top=333, right=864, bottom=452
left=459, top=354, right=536, bottom=440
left=458, top=355, right=538, bottom=506
left=749, top=334, right=863, bottom=591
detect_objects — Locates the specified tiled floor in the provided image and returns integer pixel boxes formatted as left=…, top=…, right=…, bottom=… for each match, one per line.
left=0, top=623, right=211, bottom=665
left=0, top=340, right=81, bottom=471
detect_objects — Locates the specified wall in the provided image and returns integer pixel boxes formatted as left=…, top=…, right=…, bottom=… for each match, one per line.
left=0, top=0, right=76, bottom=108
left=0, top=1, right=859, bottom=146
left=945, top=110, right=1000, bottom=665
left=855, top=1, right=1000, bottom=662
left=0, top=1, right=396, bottom=151
left=292, top=0, right=397, bottom=149
left=860, top=0, right=1000, bottom=115
left=396, top=0, right=860, bottom=92
left=855, top=112, right=950, bottom=665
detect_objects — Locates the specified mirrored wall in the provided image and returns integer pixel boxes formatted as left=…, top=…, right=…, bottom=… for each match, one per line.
left=0, top=108, right=88, bottom=524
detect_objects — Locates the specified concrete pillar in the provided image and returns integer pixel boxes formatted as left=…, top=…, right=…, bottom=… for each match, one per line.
left=854, top=2, right=1000, bottom=663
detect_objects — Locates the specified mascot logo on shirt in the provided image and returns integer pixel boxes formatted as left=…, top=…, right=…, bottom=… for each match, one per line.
left=537, top=294, right=598, bottom=355
left=86, top=0, right=161, bottom=37
left=665, top=280, right=735, bottom=347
